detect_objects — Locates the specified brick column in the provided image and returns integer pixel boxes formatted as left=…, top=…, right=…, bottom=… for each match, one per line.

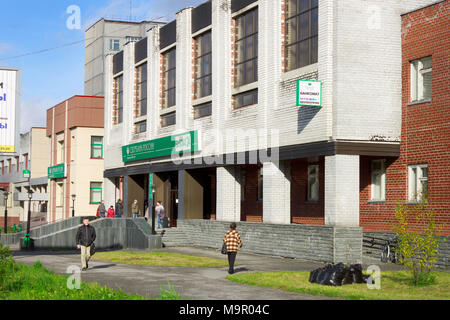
left=262, top=161, right=291, bottom=224
left=216, top=166, right=241, bottom=222
left=325, top=155, right=360, bottom=226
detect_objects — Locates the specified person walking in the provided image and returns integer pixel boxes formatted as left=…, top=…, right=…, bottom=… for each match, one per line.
left=98, top=200, right=106, bottom=218
left=115, top=199, right=123, bottom=218
left=223, top=222, right=243, bottom=274
left=76, top=217, right=96, bottom=271
left=107, top=205, right=115, bottom=218
left=155, top=201, right=165, bottom=229
left=131, top=199, right=139, bottom=218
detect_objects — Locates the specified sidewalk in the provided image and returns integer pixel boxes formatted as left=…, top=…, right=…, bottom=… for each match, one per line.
left=10, top=245, right=406, bottom=300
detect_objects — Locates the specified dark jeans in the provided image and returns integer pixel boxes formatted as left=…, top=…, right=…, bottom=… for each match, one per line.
left=227, top=252, right=237, bottom=273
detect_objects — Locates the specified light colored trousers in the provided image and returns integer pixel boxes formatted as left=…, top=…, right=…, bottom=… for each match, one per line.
left=80, top=245, right=91, bottom=269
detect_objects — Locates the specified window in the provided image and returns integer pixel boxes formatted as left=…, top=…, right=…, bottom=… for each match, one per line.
left=234, top=89, right=258, bottom=109
left=0, top=161, right=3, bottom=175
left=110, top=39, right=120, bottom=51
left=136, top=63, right=147, bottom=117
left=135, top=121, right=147, bottom=134
left=162, top=48, right=176, bottom=109
left=409, top=164, right=428, bottom=202
left=410, top=56, right=432, bottom=102
left=126, top=36, right=142, bottom=43
left=193, top=102, right=212, bottom=119
left=57, top=141, right=64, bottom=164
left=90, top=182, right=102, bottom=204
left=235, top=8, right=258, bottom=87
left=56, top=182, right=64, bottom=207
left=371, top=160, right=386, bottom=201
left=285, top=0, right=318, bottom=71
left=241, top=169, right=246, bottom=201
left=257, top=167, right=263, bottom=201
left=91, top=136, right=103, bottom=159
left=194, top=31, right=212, bottom=99
left=114, top=75, right=124, bottom=124
left=161, top=112, right=176, bottom=127
left=307, top=165, right=319, bottom=202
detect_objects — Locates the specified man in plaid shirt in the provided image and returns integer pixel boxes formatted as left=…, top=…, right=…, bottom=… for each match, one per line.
left=223, top=222, right=243, bottom=274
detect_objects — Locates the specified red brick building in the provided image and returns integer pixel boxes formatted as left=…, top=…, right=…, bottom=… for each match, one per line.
left=360, top=0, right=450, bottom=236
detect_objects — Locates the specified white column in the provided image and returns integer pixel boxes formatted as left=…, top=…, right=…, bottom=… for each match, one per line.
left=325, top=155, right=360, bottom=226
left=262, top=161, right=291, bottom=224
left=103, top=177, right=117, bottom=209
left=216, top=166, right=241, bottom=222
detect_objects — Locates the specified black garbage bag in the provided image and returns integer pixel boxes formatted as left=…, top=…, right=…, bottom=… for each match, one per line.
left=309, top=268, right=319, bottom=283
left=317, top=264, right=334, bottom=285
left=350, top=264, right=365, bottom=284
left=342, top=267, right=354, bottom=285
left=328, top=263, right=347, bottom=286
left=309, top=264, right=332, bottom=284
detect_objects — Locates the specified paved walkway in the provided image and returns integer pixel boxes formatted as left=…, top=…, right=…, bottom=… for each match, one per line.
left=10, top=245, right=406, bottom=300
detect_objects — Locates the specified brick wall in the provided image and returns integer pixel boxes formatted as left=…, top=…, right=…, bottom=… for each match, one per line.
left=360, top=1, right=450, bottom=236
left=0, top=217, right=20, bottom=229
left=291, top=158, right=325, bottom=225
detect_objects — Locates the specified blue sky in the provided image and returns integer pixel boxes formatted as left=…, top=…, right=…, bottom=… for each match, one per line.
left=0, top=0, right=204, bottom=133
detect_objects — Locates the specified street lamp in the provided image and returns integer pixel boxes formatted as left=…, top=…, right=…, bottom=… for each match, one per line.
left=71, top=194, right=76, bottom=217
left=151, top=184, right=157, bottom=235
left=25, top=189, right=33, bottom=249
left=3, top=190, right=8, bottom=234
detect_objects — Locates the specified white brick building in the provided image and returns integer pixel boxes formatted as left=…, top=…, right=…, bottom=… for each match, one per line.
left=102, top=0, right=436, bottom=234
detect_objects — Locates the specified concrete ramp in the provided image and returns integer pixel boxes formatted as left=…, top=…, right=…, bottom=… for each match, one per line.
left=18, top=218, right=161, bottom=251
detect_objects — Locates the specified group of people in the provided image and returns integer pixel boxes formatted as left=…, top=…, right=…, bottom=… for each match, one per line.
left=97, top=199, right=167, bottom=228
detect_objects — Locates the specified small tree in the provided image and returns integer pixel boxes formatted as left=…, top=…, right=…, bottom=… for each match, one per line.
left=393, top=197, right=445, bottom=285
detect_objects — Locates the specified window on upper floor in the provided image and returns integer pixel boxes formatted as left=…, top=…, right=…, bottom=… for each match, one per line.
left=408, top=164, right=428, bottom=203
left=161, top=112, right=176, bottom=128
left=193, top=31, right=212, bottom=99
left=110, top=39, right=120, bottom=51
left=136, top=63, right=148, bottom=117
left=91, top=136, right=103, bottom=159
left=126, top=36, right=142, bottom=43
left=193, top=102, right=212, bottom=119
left=57, top=140, right=64, bottom=164
left=90, top=182, right=103, bottom=204
left=235, top=8, right=258, bottom=87
left=162, top=48, right=176, bottom=109
left=234, top=89, right=258, bottom=109
left=113, top=75, right=124, bottom=124
left=371, top=159, right=386, bottom=201
left=410, top=56, right=432, bottom=103
left=285, top=0, right=318, bottom=72
left=135, top=121, right=147, bottom=134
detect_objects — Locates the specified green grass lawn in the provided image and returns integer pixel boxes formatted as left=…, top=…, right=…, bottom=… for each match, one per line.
left=93, top=251, right=228, bottom=268
left=0, top=261, right=148, bottom=300
left=227, top=271, right=450, bottom=300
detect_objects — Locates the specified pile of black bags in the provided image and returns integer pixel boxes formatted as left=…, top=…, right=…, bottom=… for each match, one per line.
left=309, top=263, right=368, bottom=286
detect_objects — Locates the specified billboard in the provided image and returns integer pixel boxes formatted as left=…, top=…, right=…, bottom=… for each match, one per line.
left=0, top=68, right=20, bottom=154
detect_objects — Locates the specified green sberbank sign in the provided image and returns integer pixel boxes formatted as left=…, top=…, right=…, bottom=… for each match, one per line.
left=48, top=164, right=66, bottom=179
left=122, top=130, right=200, bottom=163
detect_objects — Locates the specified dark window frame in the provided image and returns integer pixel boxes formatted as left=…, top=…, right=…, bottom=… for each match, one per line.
left=193, top=102, right=212, bottom=119
left=194, top=31, right=212, bottom=99
left=235, top=8, right=258, bottom=87
left=233, top=89, right=258, bottom=109
left=162, top=48, right=176, bottom=109
left=285, top=0, right=318, bottom=71
left=114, top=75, right=124, bottom=124
left=161, top=112, right=176, bottom=128
left=136, top=63, right=147, bottom=117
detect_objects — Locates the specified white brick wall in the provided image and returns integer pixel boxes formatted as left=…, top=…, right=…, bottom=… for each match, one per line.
left=262, top=161, right=291, bottom=224
left=325, top=154, right=360, bottom=226
left=216, top=166, right=241, bottom=222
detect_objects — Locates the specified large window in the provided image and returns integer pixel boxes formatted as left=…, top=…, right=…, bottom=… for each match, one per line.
left=235, top=8, right=258, bottom=87
left=285, top=0, right=318, bottom=71
left=194, top=31, right=212, bottom=99
left=136, top=63, right=147, bottom=117
left=307, top=164, right=319, bottom=202
left=90, top=182, right=103, bottom=204
left=408, top=164, right=428, bottom=202
left=410, top=56, right=432, bottom=102
left=110, top=39, right=120, bottom=51
left=371, top=160, right=386, bottom=201
left=91, top=136, right=103, bottom=159
left=114, top=75, right=123, bottom=124
left=162, top=48, right=176, bottom=109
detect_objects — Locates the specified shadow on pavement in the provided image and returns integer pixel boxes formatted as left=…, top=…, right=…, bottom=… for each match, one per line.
left=89, top=263, right=117, bottom=270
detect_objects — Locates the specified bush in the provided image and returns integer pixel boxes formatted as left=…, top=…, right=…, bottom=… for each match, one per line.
left=393, top=198, right=445, bottom=286
left=0, top=243, right=17, bottom=290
